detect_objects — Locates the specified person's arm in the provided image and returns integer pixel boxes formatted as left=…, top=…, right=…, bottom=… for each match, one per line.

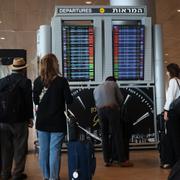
left=33, top=77, right=43, bottom=105
left=164, top=79, right=177, bottom=120
left=63, top=78, right=73, bottom=105
left=24, top=79, right=34, bottom=126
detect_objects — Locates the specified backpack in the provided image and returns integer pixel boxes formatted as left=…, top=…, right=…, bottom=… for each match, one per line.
left=0, top=78, right=22, bottom=123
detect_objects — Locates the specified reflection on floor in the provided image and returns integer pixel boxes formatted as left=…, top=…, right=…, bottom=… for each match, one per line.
left=26, top=129, right=170, bottom=180
left=26, top=150, right=170, bottom=180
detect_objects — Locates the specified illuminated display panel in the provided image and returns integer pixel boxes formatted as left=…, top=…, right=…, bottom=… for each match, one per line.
left=113, top=25, right=145, bottom=80
left=62, top=25, right=95, bottom=81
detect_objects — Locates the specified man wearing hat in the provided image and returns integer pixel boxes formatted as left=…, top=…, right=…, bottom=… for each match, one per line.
left=0, top=57, right=33, bottom=180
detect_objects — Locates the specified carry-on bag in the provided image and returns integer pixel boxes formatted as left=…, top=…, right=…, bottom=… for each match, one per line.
left=67, top=140, right=96, bottom=180
left=168, top=160, right=180, bottom=180
left=157, top=113, right=174, bottom=167
left=65, top=110, right=98, bottom=180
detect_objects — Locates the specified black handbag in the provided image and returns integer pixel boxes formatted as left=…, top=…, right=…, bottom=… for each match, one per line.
left=169, top=79, right=180, bottom=116
left=168, top=160, right=180, bottom=180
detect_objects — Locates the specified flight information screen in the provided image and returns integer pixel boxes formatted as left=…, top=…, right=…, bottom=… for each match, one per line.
left=113, top=25, right=145, bottom=80
left=62, top=25, right=95, bottom=81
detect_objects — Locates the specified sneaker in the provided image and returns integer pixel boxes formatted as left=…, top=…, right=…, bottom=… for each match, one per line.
left=160, top=163, right=171, bottom=169
left=12, top=173, right=27, bottom=180
left=120, top=160, right=134, bottom=167
left=1, top=173, right=12, bottom=180
left=104, top=162, right=111, bottom=167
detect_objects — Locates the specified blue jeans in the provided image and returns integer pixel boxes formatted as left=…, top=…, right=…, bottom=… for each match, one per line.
left=38, top=131, right=65, bottom=180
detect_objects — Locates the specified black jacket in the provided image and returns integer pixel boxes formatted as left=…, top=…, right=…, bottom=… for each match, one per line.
left=33, top=76, right=73, bottom=132
left=0, top=72, right=34, bottom=123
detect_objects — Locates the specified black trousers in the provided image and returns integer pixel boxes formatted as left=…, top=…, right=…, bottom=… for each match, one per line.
left=167, top=111, right=180, bottom=166
left=0, top=145, right=1, bottom=175
left=0, top=122, right=28, bottom=178
left=97, top=107, right=127, bottom=163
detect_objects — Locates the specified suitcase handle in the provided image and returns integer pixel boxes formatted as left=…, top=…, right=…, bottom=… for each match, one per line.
left=64, top=109, right=102, bottom=142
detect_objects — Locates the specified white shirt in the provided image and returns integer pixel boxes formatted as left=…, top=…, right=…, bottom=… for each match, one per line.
left=164, top=78, right=180, bottom=110
left=0, top=65, right=11, bottom=79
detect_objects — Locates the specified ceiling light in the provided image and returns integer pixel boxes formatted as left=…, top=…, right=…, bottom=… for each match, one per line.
left=165, top=53, right=169, bottom=56
left=177, top=9, right=180, bottom=12
left=164, top=61, right=168, bottom=64
left=85, top=1, right=92, bottom=5
left=0, top=37, right=5, bottom=40
left=0, top=20, right=2, bottom=24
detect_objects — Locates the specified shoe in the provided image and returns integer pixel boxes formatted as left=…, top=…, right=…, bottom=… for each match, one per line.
left=104, top=162, right=111, bottom=167
left=12, top=173, right=27, bottom=180
left=1, top=173, right=12, bottom=180
left=120, top=160, right=134, bottom=167
left=160, top=163, right=171, bottom=169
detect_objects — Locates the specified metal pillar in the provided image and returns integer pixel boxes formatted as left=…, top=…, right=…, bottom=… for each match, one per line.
left=39, top=25, right=51, bottom=58
left=154, top=24, right=165, bottom=115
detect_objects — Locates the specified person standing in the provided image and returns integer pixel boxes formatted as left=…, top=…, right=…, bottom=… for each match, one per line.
left=0, top=57, right=34, bottom=180
left=163, top=63, right=180, bottom=168
left=33, top=53, right=73, bottom=180
left=93, top=76, right=133, bottom=167
left=0, top=58, right=11, bottom=79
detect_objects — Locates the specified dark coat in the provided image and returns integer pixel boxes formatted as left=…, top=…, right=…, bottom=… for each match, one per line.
left=0, top=72, right=34, bottom=123
left=33, top=76, right=73, bottom=132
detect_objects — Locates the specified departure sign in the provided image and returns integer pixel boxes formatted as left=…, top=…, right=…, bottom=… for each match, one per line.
left=55, top=7, right=146, bottom=16
left=113, top=25, right=145, bottom=80
left=62, top=25, right=95, bottom=81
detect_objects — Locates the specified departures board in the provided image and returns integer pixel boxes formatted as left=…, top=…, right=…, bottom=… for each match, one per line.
left=113, top=25, right=145, bottom=80
left=62, top=25, right=95, bottom=81
left=47, top=5, right=157, bottom=149
left=52, top=6, right=152, bottom=84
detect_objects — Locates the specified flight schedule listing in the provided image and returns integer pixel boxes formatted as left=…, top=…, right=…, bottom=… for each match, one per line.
left=62, top=25, right=95, bottom=81
left=113, top=25, right=145, bottom=80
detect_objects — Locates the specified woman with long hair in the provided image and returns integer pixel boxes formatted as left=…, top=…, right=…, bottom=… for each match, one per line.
left=33, top=53, right=73, bottom=180
left=163, top=63, right=180, bottom=168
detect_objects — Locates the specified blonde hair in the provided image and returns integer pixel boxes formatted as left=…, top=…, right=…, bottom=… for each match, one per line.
left=40, top=53, right=60, bottom=87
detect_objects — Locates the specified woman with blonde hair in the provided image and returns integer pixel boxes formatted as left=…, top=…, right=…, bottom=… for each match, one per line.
left=33, top=53, right=73, bottom=180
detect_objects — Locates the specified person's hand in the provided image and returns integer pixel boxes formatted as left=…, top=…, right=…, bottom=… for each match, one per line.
left=164, top=111, right=169, bottom=121
left=28, top=119, right=34, bottom=128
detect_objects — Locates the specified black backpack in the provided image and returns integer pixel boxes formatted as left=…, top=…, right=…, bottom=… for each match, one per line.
left=0, top=78, right=22, bottom=123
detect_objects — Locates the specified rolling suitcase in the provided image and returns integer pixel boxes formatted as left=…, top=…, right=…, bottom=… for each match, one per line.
left=65, top=110, right=98, bottom=180
left=67, top=140, right=96, bottom=180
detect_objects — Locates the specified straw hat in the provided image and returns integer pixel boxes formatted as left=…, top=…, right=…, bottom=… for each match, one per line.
left=11, top=57, right=28, bottom=70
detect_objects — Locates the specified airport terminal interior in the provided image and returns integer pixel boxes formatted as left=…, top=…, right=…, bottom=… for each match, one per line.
left=0, top=0, right=180, bottom=179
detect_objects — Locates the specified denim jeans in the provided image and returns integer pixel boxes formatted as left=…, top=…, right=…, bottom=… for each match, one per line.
left=38, top=131, right=65, bottom=180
